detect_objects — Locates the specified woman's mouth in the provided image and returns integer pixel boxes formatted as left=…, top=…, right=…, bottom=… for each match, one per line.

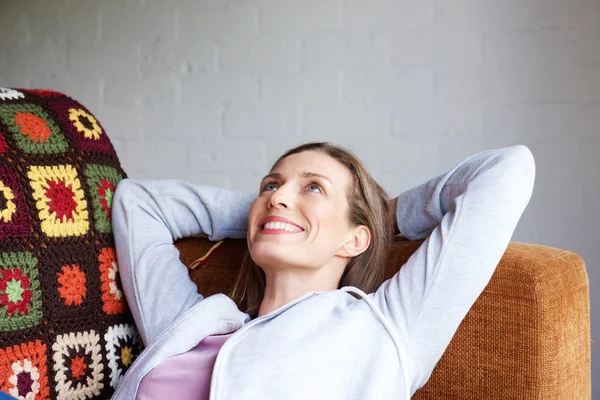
left=260, top=218, right=305, bottom=234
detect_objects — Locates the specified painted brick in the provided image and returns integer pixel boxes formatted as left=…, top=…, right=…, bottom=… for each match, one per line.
left=434, top=63, right=482, bottom=104
left=177, top=1, right=257, bottom=44
left=344, top=69, right=434, bottom=103
left=66, top=42, right=139, bottom=79
left=223, top=104, right=300, bottom=138
left=303, top=105, right=388, bottom=139
left=180, top=73, right=259, bottom=103
left=303, top=34, right=391, bottom=71
left=345, top=0, right=434, bottom=32
left=530, top=0, right=600, bottom=26
left=260, top=71, right=338, bottom=105
left=259, top=0, right=340, bottom=33
left=531, top=64, right=600, bottom=103
left=392, top=102, right=483, bottom=140
left=434, top=0, right=532, bottom=32
left=100, top=3, right=176, bottom=44
left=220, top=36, right=301, bottom=73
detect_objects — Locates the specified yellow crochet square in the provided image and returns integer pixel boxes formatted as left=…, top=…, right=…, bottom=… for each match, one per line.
left=27, top=165, right=89, bottom=238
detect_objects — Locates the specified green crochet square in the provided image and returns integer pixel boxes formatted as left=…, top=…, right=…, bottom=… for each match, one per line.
left=0, top=103, right=68, bottom=154
left=83, top=164, right=123, bottom=233
left=0, top=252, right=43, bottom=332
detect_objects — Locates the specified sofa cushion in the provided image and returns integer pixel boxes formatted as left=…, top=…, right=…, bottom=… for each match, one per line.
left=0, top=88, right=141, bottom=399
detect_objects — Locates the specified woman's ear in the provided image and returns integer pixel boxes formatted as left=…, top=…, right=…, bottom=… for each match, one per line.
left=337, top=225, right=371, bottom=258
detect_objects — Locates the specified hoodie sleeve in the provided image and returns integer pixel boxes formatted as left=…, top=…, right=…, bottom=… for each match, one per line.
left=111, top=179, right=256, bottom=346
left=369, top=145, right=535, bottom=392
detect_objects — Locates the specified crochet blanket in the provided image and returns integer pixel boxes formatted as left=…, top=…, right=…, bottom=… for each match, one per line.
left=0, top=87, right=141, bottom=399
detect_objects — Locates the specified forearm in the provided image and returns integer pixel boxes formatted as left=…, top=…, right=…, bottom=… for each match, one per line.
left=391, top=145, right=534, bottom=241
left=113, top=179, right=255, bottom=241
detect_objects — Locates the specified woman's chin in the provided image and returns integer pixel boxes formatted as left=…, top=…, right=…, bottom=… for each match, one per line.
left=249, top=243, right=296, bottom=267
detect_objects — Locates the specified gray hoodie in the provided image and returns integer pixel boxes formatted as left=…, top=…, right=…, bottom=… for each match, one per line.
left=110, top=145, right=535, bottom=399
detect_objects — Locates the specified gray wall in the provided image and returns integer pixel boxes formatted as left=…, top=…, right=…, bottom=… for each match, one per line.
left=1, top=0, right=597, bottom=393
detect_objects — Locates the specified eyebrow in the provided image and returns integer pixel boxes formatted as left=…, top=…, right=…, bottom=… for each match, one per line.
left=260, top=172, right=333, bottom=186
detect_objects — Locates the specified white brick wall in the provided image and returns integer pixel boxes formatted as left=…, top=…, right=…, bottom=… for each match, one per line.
left=1, top=0, right=598, bottom=392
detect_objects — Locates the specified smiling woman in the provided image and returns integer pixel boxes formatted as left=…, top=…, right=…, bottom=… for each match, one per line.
left=110, top=141, right=535, bottom=400
left=233, top=142, right=394, bottom=319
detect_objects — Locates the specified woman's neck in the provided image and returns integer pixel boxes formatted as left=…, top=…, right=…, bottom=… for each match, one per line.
left=257, top=271, right=339, bottom=317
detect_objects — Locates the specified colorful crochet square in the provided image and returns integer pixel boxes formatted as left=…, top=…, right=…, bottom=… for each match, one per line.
left=52, top=331, right=104, bottom=399
left=98, top=248, right=127, bottom=315
left=27, top=164, right=90, bottom=238
left=47, top=102, right=114, bottom=155
left=104, top=324, right=142, bottom=389
left=0, top=166, right=31, bottom=241
left=38, top=245, right=101, bottom=325
left=0, top=340, right=50, bottom=399
left=0, top=104, right=68, bottom=155
left=83, top=165, right=123, bottom=234
left=0, top=252, right=42, bottom=332
left=0, top=88, right=25, bottom=101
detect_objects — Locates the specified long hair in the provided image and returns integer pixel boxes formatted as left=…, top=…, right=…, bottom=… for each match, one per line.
left=228, top=142, right=394, bottom=318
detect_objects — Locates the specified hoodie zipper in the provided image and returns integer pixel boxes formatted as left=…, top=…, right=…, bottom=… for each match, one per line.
left=209, top=291, right=317, bottom=400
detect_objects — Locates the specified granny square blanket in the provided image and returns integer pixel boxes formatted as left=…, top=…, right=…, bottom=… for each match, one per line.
left=0, top=87, right=141, bottom=399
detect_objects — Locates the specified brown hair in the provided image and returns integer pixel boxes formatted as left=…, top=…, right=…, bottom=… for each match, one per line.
left=228, top=142, right=394, bottom=318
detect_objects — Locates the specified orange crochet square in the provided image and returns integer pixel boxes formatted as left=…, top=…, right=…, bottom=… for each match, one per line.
left=98, top=248, right=127, bottom=315
left=0, top=340, right=49, bottom=399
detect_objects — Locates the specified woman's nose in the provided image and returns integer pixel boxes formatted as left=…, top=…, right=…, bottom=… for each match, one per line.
left=268, top=186, right=292, bottom=209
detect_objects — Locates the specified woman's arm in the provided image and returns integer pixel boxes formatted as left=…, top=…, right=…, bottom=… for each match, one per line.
left=370, top=145, right=535, bottom=393
left=111, top=179, right=256, bottom=346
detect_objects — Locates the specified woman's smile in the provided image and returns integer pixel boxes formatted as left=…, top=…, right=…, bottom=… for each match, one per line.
left=260, top=215, right=305, bottom=235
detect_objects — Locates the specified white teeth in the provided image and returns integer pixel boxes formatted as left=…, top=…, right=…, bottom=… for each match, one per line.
left=263, top=221, right=299, bottom=232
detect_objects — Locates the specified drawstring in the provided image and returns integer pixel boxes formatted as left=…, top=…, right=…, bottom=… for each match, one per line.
left=341, top=286, right=412, bottom=399
left=188, top=241, right=223, bottom=270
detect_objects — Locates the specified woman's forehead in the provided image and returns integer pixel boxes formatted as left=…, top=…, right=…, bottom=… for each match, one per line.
left=271, top=151, right=350, bottom=181
left=273, top=151, right=342, bottom=172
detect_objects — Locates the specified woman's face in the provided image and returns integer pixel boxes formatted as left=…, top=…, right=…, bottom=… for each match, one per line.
left=247, top=151, right=354, bottom=272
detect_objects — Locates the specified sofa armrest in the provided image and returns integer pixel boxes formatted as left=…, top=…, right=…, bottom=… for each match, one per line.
left=398, top=240, right=591, bottom=400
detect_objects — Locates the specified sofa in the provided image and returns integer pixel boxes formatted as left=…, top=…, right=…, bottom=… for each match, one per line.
left=0, top=88, right=591, bottom=399
left=175, top=235, right=591, bottom=399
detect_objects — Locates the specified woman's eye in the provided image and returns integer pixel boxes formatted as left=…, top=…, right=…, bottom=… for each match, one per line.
left=307, top=183, right=322, bottom=193
left=262, top=182, right=278, bottom=191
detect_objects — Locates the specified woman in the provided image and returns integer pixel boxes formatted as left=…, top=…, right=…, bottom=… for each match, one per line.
left=110, top=142, right=535, bottom=399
